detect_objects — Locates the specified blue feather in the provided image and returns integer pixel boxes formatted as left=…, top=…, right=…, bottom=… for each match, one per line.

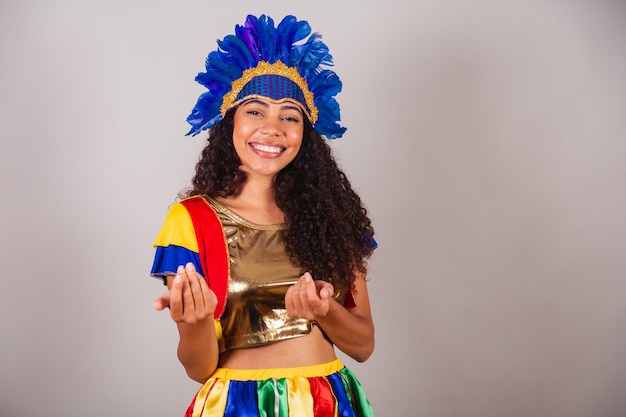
left=277, top=16, right=310, bottom=63
left=186, top=14, right=347, bottom=138
left=195, top=68, right=232, bottom=92
left=308, top=70, right=342, bottom=96
left=186, top=92, right=224, bottom=136
left=206, top=52, right=242, bottom=81
left=248, top=15, right=277, bottom=62
left=218, top=35, right=257, bottom=70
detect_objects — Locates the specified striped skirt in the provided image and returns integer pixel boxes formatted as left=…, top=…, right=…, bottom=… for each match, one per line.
left=185, top=359, right=374, bottom=417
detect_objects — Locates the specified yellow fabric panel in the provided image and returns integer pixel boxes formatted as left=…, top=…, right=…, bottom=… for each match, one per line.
left=287, top=376, right=314, bottom=417
left=193, top=378, right=228, bottom=417
left=153, top=202, right=199, bottom=252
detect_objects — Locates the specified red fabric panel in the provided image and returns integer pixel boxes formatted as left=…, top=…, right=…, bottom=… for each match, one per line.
left=181, top=197, right=230, bottom=319
left=309, top=376, right=337, bottom=416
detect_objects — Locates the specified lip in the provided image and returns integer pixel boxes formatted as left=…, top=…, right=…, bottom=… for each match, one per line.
left=249, top=142, right=286, bottom=158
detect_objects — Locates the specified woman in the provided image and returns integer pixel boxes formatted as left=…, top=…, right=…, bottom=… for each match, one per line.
left=150, top=14, right=377, bottom=416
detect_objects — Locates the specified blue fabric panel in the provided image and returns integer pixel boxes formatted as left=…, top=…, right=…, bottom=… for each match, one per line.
left=150, top=245, right=202, bottom=279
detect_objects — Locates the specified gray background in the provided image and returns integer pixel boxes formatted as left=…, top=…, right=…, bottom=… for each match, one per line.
left=1, top=1, right=625, bottom=416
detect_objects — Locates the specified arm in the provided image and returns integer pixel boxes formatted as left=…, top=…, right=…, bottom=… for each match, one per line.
left=154, top=263, right=220, bottom=383
left=285, top=271, right=375, bottom=362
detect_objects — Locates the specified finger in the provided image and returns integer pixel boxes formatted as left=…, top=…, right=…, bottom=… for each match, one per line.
left=198, top=276, right=216, bottom=313
left=201, top=285, right=217, bottom=316
left=285, top=285, right=296, bottom=314
left=303, top=273, right=321, bottom=306
left=185, top=262, right=204, bottom=307
left=304, top=274, right=333, bottom=317
left=316, top=281, right=334, bottom=300
left=186, top=263, right=214, bottom=316
left=180, top=266, right=196, bottom=314
left=319, top=288, right=329, bottom=300
left=287, top=279, right=306, bottom=316
left=294, top=276, right=309, bottom=312
left=169, top=267, right=185, bottom=320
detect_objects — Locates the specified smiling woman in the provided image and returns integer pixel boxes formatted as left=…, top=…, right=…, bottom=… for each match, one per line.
left=148, top=14, right=377, bottom=417
left=232, top=100, right=304, bottom=180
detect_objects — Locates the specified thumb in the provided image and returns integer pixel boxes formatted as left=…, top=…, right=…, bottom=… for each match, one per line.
left=153, top=291, right=171, bottom=311
left=320, top=288, right=331, bottom=299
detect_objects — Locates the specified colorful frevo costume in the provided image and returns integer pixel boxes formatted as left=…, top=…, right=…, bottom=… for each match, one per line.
left=151, top=14, right=375, bottom=417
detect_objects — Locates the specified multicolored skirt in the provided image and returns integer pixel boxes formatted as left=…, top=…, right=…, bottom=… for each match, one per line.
left=185, top=359, right=374, bottom=417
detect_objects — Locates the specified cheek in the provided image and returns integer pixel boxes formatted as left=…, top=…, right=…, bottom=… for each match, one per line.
left=232, top=123, right=250, bottom=139
left=232, top=111, right=256, bottom=138
left=287, top=128, right=304, bottom=149
left=231, top=127, right=250, bottom=158
left=232, top=124, right=255, bottom=151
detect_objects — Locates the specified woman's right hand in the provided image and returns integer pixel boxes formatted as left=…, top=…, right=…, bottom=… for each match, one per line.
left=155, top=263, right=220, bottom=382
left=155, top=262, right=217, bottom=324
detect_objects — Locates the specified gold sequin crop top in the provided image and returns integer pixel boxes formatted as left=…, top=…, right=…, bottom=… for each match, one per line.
left=206, top=196, right=346, bottom=351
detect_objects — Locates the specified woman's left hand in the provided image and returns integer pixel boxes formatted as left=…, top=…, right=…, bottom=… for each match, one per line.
left=285, top=272, right=334, bottom=320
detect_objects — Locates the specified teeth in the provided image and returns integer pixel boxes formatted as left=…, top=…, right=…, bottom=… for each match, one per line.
left=253, top=143, right=283, bottom=153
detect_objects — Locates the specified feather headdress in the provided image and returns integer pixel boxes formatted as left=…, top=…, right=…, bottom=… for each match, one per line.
left=186, top=15, right=346, bottom=139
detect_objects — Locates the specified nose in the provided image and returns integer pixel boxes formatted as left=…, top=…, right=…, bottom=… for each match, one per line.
left=260, top=115, right=282, bottom=136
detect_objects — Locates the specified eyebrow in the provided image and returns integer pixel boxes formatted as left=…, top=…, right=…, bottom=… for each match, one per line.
left=243, top=99, right=302, bottom=113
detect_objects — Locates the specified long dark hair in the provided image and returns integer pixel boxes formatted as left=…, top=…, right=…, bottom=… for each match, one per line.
left=182, top=109, right=375, bottom=290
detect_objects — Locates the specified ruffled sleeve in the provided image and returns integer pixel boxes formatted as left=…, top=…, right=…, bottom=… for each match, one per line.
left=150, top=202, right=202, bottom=281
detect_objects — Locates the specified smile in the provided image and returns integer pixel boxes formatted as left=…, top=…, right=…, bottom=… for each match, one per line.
left=250, top=143, right=285, bottom=154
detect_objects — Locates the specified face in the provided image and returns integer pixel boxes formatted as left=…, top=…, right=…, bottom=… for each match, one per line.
left=232, top=99, right=304, bottom=179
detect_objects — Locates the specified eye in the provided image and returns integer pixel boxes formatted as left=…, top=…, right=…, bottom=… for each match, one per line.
left=283, top=114, right=301, bottom=123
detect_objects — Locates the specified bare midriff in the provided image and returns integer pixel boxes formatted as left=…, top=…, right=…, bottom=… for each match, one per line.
left=218, top=326, right=337, bottom=369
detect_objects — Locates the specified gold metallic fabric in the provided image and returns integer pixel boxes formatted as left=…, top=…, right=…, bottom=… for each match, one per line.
left=205, top=196, right=311, bottom=350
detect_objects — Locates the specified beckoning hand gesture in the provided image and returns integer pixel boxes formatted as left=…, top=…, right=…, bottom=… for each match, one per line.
left=285, top=272, right=334, bottom=321
left=154, top=262, right=217, bottom=324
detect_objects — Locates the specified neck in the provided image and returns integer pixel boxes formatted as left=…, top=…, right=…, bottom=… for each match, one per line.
left=230, top=172, right=279, bottom=209
left=219, top=175, right=284, bottom=225
left=237, top=179, right=276, bottom=207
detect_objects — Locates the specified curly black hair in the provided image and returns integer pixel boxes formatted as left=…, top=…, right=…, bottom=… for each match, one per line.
left=181, top=109, right=375, bottom=291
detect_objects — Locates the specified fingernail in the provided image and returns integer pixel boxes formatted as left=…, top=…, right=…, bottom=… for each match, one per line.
left=305, top=272, right=312, bottom=282
left=177, top=265, right=185, bottom=273
left=186, top=262, right=195, bottom=271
